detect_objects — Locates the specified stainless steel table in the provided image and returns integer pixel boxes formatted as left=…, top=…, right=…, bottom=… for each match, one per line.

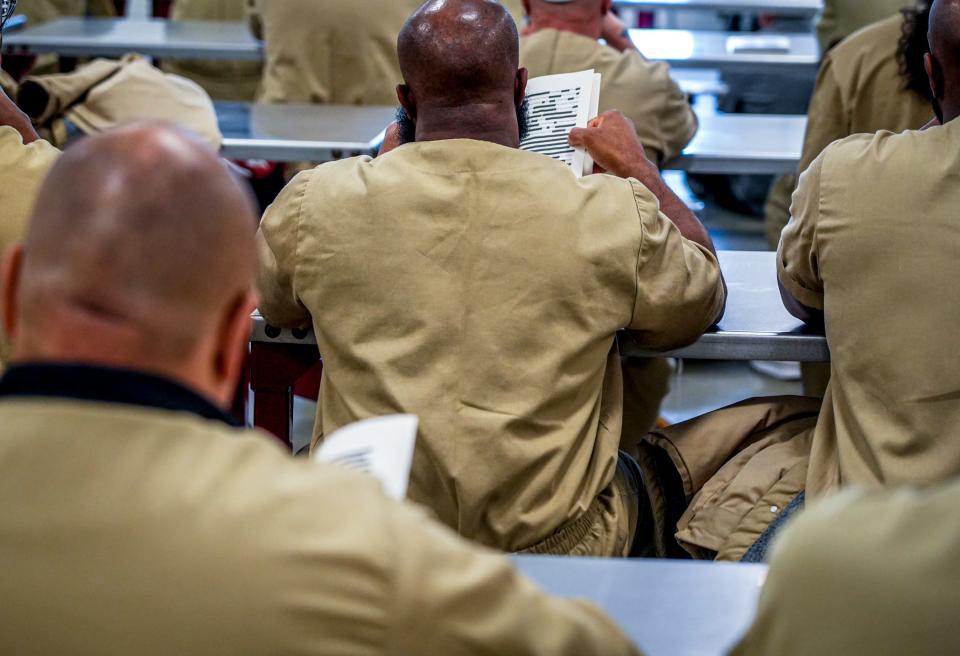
left=251, top=251, right=829, bottom=363
left=669, top=113, right=806, bottom=175
left=513, top=556, right=767, bottom=656
left=631, top=28, right=819, bottom=71
left=2, top=17, right=262, bottom=60
left=615, top=0, right=822, bottom=16
left=217, top=102, right=393, bottom=161
left=3, top=19, right=819, bottom=73
left=215, top=102, right=805, bottom=175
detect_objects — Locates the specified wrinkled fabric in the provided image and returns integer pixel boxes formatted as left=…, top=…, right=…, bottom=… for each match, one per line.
left=257, top=139, right=725, bottom=553
left=0, top=397, right=641, bottom=655
left=520, top=29, right=697, bottom=164
left=781, top=120, right=960, bottom=497
left=733, top=482, right=960, bottom=655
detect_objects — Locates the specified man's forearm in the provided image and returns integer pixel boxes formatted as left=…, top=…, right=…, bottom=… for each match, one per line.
left=627, top=161, right=717, bottom=256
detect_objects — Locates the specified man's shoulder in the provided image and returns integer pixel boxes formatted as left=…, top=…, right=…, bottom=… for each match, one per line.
left=826, top=14, right=904, bottom=81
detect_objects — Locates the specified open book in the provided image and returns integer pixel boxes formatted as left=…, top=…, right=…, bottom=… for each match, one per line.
left=520, top=69, right=602, bottom=178
left=313, top=415, right=419, bottom=500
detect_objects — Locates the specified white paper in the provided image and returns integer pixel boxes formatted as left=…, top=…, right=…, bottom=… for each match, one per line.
left=313, top=415, right=418, bottom=500
left=520, top=70, right=602, bottom=177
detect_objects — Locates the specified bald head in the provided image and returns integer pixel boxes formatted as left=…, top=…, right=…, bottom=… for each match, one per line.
left=2, top=123, right=258, bottom=404
left=396, top=0, right=528, bottom=147
left=927, top=0, right=960, bottom=121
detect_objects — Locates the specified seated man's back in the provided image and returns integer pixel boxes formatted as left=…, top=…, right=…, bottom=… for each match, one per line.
left=257, top=0, right=725, bottom=554
left=520, top=0, right=697, bottom=164
left=780, top=95, right=960, bottom=491
left=732, top=481, right=960, bottom=655
left=250, top=0, right=424, bottom=105
left=0, top=123, right=640, bottom=656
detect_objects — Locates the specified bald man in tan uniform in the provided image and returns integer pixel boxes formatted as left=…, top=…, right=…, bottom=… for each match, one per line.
left=520, top=0, right=696, bottom=164
left=779, top=0, right=960, bottom=496
left=161, top=0, right=262, bottom=101
left=732, top=481, right=960, bottom=655
left=0, top=123, right=640, bottom=656
left=258, top=0, right=725, bottom=556
left=249, top=0, right=423, bottom=105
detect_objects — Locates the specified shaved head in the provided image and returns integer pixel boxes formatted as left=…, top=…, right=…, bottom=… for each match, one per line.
left=2, top=122, right=258, bottom=405
left=399, top=0, right=519, bottom=102
left=395, top=0, right=528, bottom=147
left=927, top=0, right=960, bottom=121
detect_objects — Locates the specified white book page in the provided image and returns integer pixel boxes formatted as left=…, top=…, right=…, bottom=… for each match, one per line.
left=520, top=70, right=601, bottom=177
left=313, top=415, right=418, bottom=500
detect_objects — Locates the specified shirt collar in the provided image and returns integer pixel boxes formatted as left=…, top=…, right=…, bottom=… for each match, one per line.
left=0, top=363, right=239, bottom=427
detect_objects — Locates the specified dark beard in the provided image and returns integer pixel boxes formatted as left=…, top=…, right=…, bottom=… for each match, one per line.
left=394, top=99, right=531, bottom=145
left=932, top=97, right=944, bottom=125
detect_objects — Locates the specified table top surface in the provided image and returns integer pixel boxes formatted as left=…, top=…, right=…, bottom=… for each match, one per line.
left=631, top=28, right=819, bottom=68
left=3, top=18, right=820, bottom=69
left=615, top=0, right=822, bottom=13
left=512, top=556, right=767, bottom=656
left=216, top=101, right=806, bottom=175
left=251, top=251, right=829, bottom=362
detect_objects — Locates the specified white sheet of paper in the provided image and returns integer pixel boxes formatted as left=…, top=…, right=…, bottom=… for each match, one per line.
left=313, top=415, right=418, bottom=500
left=520, top=70, right=602, bottom=177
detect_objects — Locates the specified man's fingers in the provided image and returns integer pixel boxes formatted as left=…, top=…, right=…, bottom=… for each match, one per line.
left=568, top=127, right=593, bottom=149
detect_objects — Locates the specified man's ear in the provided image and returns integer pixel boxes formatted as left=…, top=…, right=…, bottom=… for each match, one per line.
left=515, top=68, right=529, bottom=106
left=926, top=52, right=945, bottom=100
left=397, top=84, right=417, bottom=120
left=212, top=288, right=258, bottom=409
left=1, top=244, right=24, bottom=341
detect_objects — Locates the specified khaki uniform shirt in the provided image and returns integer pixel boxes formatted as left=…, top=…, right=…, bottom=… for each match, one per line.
left=502, top=0, right=526, bottom=27
left=257, top=139, right=725, bottom=553
left=19, top=55, right=222, bottom=149
left=779, top=120, right=960, bottom=496
left=249, top=0, right=423, bottom=105
left=161, top=0, right=262, bottom=102
left=17, top=0, right=114, bottom=26
left=817, top=0, right=910, bottom=50
left=0, top=129, right=58, bottom=366
left=732, top=482, right=960, bottom=655
left=0, top=387, right=640, bottom=655
left=520, top=29, right=697, bottom=164
left=766, top=15, right=933, bottom=246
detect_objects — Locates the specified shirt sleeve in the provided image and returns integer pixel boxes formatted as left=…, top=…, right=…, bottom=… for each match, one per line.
left=777, top=150, right=826, bottom=311
left=388, top=503, right=643, bottom=656
left=255, top=170, right=312, bottom=328
left=627, top=181, right=726, bottom=351
left=0, top=129, right=59, bottom=253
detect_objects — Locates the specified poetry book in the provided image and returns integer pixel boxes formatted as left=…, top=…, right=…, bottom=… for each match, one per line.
left=520, top=69, right=602, bottom=177
left=313, top=414, right=419, bottom=500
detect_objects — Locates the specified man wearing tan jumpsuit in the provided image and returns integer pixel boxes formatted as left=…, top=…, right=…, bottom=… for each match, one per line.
left=779, top=0, right=960, bottom=496
left=520, top=0, right=696, bottom=165
left=248, top=0, right=424, bottom=105
left=0, top=123, right=641, bottom=656
left=732, top=482, right=960, bottom=655
left=257, top=0, right=725, bottom=556
left=161, top=0, right=262, bottom=101
left=0, top=5, right=59, bottom=367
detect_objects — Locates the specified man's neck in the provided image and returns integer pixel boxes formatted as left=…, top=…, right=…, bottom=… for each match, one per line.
left=527, top=15, right=601, bottom=41
left=414, top=102, right=520, bottom=149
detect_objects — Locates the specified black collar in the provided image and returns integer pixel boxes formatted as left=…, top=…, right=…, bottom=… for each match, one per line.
left=0, top=363, right=239, bottom=426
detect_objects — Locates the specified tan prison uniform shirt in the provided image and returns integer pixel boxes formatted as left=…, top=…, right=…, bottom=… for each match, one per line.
left=732, top=483, right=960, bottom=655
left=779, top=120, right=960, bottom=496
left=19, top=55, right=223, bottom=149
left=249, top=0, right=423, bottom=105
left=817, top=0, right=910, bottom=51
left=257, top=139, right=725, bottom=553
left=521, top=29, right=696, bottom=164
left=17, top=0, right=114, bottom=27
left=766, top=15, right=933, bottom=246
left=0, top=392, right=641, bottom=655
left=0, top=129, right=58, bottom=366
left=161, top=0, right=262, bottom=102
